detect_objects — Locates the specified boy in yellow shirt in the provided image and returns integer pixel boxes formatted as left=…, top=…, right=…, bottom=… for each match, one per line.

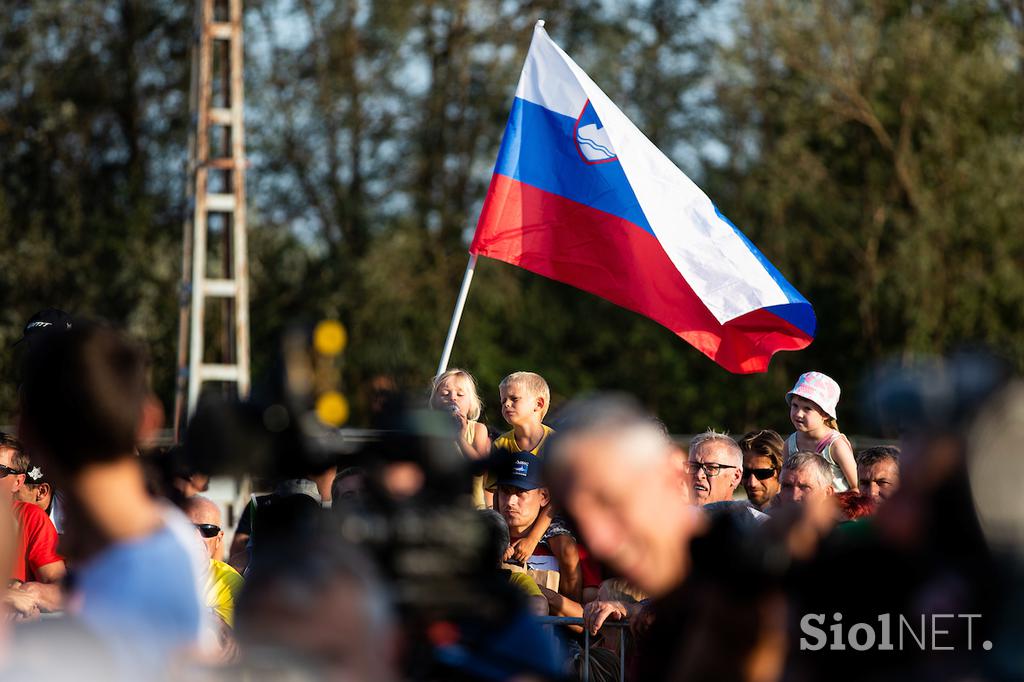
left=491, top=371, right=556, bottom=563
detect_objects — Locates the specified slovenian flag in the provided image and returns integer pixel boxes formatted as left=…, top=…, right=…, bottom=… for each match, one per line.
left=470, top=23, right=815, bottom=373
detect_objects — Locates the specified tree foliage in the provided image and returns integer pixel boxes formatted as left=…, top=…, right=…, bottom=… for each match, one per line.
left=0, top=0, right=190, bottom=411
left=0, top=0, right=1020, bottom=435
left=706, top=0, right=1024, bottom=426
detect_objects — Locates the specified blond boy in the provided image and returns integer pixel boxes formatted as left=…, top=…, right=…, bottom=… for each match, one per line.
left=492, top=372, right=557, bottom=563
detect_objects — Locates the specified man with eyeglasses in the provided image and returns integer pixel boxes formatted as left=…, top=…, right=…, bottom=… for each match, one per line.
left=685, top=431, right=744, bottom=505
left=738, top=430, right=785, bottom=512
left=185, top=495, right=244, bottom=632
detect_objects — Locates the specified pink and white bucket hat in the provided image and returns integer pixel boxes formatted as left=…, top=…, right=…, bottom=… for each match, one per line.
left=786, top=371, right=841, bottom=419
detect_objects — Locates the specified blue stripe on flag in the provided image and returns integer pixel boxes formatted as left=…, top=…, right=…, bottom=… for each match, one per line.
left=492, top=97, right=653, bottom=235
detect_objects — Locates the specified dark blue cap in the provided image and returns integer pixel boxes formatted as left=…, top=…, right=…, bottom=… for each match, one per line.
left=493, top=450, right=545, bottom=491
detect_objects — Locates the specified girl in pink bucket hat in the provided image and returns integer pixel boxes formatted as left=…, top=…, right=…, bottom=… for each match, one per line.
left=783, top=371, right=858, bottom=492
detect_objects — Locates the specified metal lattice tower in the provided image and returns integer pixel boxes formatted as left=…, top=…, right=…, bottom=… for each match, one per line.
left=175, top=0, right=250, bottom=437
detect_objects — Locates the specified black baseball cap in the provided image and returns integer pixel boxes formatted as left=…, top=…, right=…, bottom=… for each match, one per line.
left=15, top=308, right=73, bottom=346
left=493, top=449, right=546, bottom=491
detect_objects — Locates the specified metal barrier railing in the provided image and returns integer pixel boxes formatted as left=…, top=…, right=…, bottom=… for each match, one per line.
left=535, top=615, right=628, bottom=682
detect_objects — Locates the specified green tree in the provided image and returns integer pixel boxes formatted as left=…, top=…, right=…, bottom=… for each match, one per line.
left=0, top=0, right=191, bottom=415
left=244, top=0, right=715, bottom=427
left=3, top=0, right=1019, bottom=438
left=704, top=0, right=1024, bottom=428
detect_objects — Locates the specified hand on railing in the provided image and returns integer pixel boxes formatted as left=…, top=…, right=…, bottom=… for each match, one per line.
left=582, top=600, right=630, bottom=635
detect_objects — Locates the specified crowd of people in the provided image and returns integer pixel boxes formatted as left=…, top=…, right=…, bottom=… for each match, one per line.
left=0, top=308, right=1016, bottom=682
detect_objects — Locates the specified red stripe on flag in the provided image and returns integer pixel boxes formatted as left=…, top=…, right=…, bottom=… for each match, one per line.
left=470, top=174, right=811, bottom=373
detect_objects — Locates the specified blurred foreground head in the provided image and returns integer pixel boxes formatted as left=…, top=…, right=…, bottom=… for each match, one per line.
left=863, top=351, right=1011, bottom=549
left=18, top=323, right=154, bottom=483
left=547, top=394, right=699, bottom=597
left=235, top=539, right=399, bottom=682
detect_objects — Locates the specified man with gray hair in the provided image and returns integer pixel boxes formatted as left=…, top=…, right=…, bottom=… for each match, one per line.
left=778, top=452, right=835, bottom=506
left=546, top=395, right=701, bottom=601
left=685, top=430, right=743, bottom=505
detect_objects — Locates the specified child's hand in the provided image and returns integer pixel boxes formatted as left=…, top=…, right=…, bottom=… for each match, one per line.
left=446, top=405, right=468, bottom=431
left=507, top=536, right=539, bottom=563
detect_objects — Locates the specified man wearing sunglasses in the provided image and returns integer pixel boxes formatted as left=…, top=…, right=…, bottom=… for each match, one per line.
left=684, top=430, right=744, bottom=505
left=185, top=495, right=244, bottom=632
left=0, top=434, right=65, bottom=616
left=738, top=430, right=785, bottom=512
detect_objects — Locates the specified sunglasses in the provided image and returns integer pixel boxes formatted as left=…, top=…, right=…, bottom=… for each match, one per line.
left=194, top=523, right=221, bottom=539
left=0, top=465, right=25, bottom=479
left=743, top=467, right=777, bottom=481
left=683, top=461, right=737, bottom=478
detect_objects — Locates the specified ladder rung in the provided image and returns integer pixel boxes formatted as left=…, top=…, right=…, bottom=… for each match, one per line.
left=206, top=158, right=240, bottom=170
left=202, top=278, right=239, bottom=297
left=199, top=364, right=240, bottom=382
left=209, top=108, right=232, bottom=125
left=206, top=193, right=236, bottom=212
left=209, top=22, right=233, bottom=40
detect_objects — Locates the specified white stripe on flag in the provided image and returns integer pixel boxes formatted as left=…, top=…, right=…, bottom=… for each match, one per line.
left=531, top=25, right=792, bottom=324
left=515, top=27, right=587, bottom=119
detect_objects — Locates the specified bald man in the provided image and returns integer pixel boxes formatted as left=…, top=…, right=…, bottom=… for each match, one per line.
left=185, top=496, right=244, bottom=629
left=185, top=495, right=225, bottom=561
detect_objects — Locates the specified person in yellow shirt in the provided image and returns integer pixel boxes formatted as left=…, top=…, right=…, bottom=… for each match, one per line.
left=489, top=372, right=558, bottom=565
left=492, top=371, right=553, bottom=456
left=185, top=495, right=244, bottom=628
left=205, top=558, right=245, bottom=627
left=429, top=368, right=492, bottom=508
left=479, top=509, right=547, bottom=616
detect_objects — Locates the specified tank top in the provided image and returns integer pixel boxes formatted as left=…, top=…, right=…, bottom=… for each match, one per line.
left=463, top=420, right=487, bottom=509
left=462, top=419, right=479, bottom=446
left=485, top=425, right=554, bottom=495
left=786, top=431, right=851, bottom=492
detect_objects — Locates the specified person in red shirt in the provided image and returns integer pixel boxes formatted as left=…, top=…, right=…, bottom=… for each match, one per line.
left=11, top=500, right=62, bottom=582
left=0, top=434, right=64, bottom=616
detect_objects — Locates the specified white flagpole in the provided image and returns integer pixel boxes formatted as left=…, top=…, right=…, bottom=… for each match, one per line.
left=436, top=253, right=479, bottom=377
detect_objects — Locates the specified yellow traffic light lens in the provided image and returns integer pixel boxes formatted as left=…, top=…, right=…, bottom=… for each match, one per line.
left=316, top=391, right=349, bottom=426
left=313, top=320, right=347, bottom=356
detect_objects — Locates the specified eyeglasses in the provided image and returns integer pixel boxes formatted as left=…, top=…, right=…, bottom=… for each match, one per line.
left=742, top=467, right=777, bottom=481
left=0, top=465, right=25, bottom=479
left=684, top=461, right=737, bottom=478
left=194, top=523, right=221, bottom=539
